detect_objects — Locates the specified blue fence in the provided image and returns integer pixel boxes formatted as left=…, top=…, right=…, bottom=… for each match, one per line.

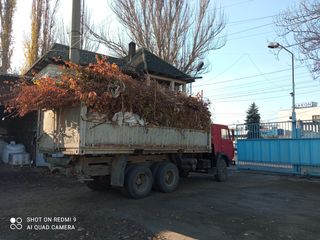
left=235, top=120, right=320, bottom=139
left=235, top=120, right=320, bottom=176
left=237, top=138, right=320, bottom=177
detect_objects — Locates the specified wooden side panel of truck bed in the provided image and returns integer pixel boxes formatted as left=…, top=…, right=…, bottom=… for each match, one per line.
left=38, top=105, right=211, bottom=155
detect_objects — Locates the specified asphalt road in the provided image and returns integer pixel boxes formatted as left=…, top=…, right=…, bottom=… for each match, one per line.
left=0, top=164, right=319, bottom=240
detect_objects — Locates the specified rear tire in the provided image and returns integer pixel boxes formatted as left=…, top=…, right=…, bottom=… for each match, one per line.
left=155, top=162, right=179, bottom=193
left=215, top=158, right=227, bottom=182
left=124, top=165, right=153, bottom=199
left=86, top=176, right=111, bottom=191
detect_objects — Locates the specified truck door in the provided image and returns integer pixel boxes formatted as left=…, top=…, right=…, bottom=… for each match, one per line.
left=220, top=127, right=234, bottom=161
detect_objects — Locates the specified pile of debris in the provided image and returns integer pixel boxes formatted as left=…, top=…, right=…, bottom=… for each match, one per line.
left=8, top=58, right=211, bottom=131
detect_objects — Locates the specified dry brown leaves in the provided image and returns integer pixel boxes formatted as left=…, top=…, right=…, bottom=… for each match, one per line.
left=7, top=57, right=211, bottom=131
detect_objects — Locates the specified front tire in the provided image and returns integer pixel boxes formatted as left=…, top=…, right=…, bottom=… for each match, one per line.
left=215, top=158, right=227, bottom=182
left=124, top=165, right=153, bottom=199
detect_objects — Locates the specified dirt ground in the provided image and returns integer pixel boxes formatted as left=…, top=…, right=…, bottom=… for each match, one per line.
left=0, top=164, right=320, bottom=240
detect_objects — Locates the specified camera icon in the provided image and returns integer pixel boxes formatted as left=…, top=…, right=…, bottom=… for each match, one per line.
left=9, top=217, right=23, bottom=230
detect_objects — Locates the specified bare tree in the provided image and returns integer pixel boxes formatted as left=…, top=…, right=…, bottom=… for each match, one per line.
left=57, top=0, right=99, bottom=52
left=0, top=0, right=16, bottom=73
left=275, top=0, right=320, bottom=78
left=89, top=0, right=226, bottom=74
left=41, top=0, right=60, bottom=55
left=23, top=0, right=60, bottom=72
left=25, top=0, right=44, bottom=68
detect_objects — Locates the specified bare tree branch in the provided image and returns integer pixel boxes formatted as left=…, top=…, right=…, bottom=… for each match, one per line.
left=22, top=0, right=60, bottom=73
left=0, top=0, right=17, bottom=73
left=275, top=0, right=320, bottom=79
left=41, top=0, right=60, bottom=55
left=88, top=0, right=226, bottom=74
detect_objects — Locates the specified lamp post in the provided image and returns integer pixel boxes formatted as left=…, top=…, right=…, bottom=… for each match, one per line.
left=268, top=42, right=296, bottom=138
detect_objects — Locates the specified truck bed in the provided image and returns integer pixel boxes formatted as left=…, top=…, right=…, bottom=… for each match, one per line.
left=38, top=105, right=211, bottom=155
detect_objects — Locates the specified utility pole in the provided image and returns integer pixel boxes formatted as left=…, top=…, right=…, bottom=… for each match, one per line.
left=70, top=0, right=81, bottom=64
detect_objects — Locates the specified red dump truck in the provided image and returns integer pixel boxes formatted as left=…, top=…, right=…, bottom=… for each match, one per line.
left=38, top=105, right=234, bottom=198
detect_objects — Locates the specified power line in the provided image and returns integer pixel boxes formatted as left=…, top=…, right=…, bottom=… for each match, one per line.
left=222, top=0, right=253, bottom=9
left=196, top=70, right=312, bottom=89
left=210, top=89, right=320, bottom=103
left=211, top=55, right=246, bottom=79
left=228, top=15, right=276, bottom=25
left=196, top=71, right=313, bottom=93
left=196, top=65, right=307, bottom=87
left=227, top=23, right=274, bottom=37
left=247, top=54, right=287, bottom=90
left=195, top=70, right=316, bottom=98
left=215, top=109, right=279, bottom=115
left=207, top=83, right=320, bottom=100
left=227, top=30, right=275, bottom=42
left=214, top=22, right=275, bottom=41
left=206, top=80, right=319, bottom=99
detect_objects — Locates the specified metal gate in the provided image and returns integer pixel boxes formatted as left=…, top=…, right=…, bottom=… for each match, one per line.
left=236, top=121, right=320, bottom=176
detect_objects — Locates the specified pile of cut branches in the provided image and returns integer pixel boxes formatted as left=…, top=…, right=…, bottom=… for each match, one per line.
left=7, top=57, right=211, bottom=131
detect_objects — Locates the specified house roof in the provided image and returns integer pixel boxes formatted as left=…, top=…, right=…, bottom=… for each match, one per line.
left=128, top=48, right=192, bottom=82
left=24, top=43, right=194, bottom=83
left=24, top=43, right=125, bottom=76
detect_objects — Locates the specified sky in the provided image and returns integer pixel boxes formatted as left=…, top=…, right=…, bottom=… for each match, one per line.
left=192, top=0, right=320, bottom=126
left=11, top=0, right=320, bottom=126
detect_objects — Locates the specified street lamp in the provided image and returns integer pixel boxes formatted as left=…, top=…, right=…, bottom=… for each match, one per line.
left=268, top=42, right=297, bottom=138
left=189, top=61, right=204, bottom=95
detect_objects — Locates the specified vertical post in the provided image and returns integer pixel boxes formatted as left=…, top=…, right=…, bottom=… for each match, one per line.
left=170, top=81, right=175, bottom=91
left=182, top=84, right=186, bottom=93
left=290, top=50, right=296, bottom=139
left=279, top=45, right=296, bottom=139
left=70, top=0, right=81, bottom=64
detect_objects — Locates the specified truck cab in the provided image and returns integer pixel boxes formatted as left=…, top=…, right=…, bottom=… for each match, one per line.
left=211, top=124, right=235, bottom=164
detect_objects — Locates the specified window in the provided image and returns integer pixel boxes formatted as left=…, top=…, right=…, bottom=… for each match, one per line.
left=221, top=129, right=229, bottom=140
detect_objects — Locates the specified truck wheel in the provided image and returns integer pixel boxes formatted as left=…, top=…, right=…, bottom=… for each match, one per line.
left=86, top=176, right=111, bottom=191
left=156, top=162, right=179, bottom=193
left=215, top=158, right=227, bottom=182
left=124, top=165, right=153, bottom=199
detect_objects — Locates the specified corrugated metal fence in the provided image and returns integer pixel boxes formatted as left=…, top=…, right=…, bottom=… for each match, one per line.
left=236, top=121, right=320, bottom=176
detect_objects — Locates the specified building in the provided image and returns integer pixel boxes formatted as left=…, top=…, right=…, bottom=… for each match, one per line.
left=25, top=42, right=194, bottom=92
left=278, top=102, right=320, bottom=138
left=278, top=102, right=320, bottom=122
left=0, top=74, right=37, bottom=162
